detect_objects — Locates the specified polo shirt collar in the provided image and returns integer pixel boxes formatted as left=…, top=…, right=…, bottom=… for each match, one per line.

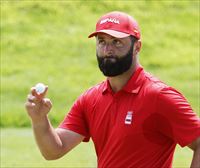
left=102, top=66, right=145, bottom=95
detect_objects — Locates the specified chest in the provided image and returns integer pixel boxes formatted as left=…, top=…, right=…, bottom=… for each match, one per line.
left=86, top=92, right=158, bottom=149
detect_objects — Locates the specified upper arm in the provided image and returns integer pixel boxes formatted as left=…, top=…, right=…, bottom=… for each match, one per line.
left=55, top=128, right=85, bottom=155
left=157, top=87, right=200, bottom=147
left=58, top=93, right=90, bottom=142
left=188, top=137, right=200, bottom=151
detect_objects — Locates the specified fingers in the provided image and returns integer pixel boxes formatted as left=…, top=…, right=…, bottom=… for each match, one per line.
left=26, top=84, right=48, bottom=108
left=31, top=85, right=48, bottom=100
left=25, top=84, right=52, bottom=120
left=43, top=86, right=48, bottom=97
left=26, top=97, right=52, bottom=108
left=25, top=101, right=36, bottom=111
left=42, top=98, right=52, bottom=108
left=27, top=94, right=35, bottom=103
left=26, top=87, right=51, bottom=106
left=27, top=93, right=41, bottom=104
left=31, top=87, right=36, bottom=96
left=25, top=84, right=50, bottom=107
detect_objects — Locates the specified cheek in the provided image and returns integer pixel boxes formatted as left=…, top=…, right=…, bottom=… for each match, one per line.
left=115, top=48, right=129, bottom=57
left=96, top=47, right=104, bottom=56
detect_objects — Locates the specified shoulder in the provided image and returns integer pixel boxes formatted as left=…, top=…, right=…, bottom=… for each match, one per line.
left=142, top=71, right=168, bottom=95
left=143, top=72, right=188, bottom=107
left=142, top=71, right=185, bottom=102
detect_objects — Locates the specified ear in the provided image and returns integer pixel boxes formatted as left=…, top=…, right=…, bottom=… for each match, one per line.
left=134, top=40, right=142, bottom=53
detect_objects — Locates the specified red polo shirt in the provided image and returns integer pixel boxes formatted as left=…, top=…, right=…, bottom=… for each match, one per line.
left=59, top=66, right=200, bottom=168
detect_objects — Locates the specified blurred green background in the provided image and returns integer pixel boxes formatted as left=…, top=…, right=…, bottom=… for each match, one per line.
left=1, top=1, right=199, bottom=167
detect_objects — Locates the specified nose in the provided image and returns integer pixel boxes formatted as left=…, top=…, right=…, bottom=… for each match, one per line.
left=104, top=43, right=114, bottom=56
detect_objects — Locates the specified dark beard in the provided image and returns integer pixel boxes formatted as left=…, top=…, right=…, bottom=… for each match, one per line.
left=96, top=45, right=134, bottom=77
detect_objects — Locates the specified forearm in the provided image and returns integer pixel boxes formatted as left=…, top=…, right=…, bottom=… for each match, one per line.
left=190, top=146, right=200, bottom=168
left=31, top=116, right=63, bottom=160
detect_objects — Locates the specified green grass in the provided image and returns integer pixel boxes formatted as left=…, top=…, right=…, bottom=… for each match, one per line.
left=1, top=1, right=199, bottom=127
left=0, top=0, right=200, bottom=168
left=0, top=1, right=199, bottom=167
left=0, top=128, right=193, bottom=168
left=0, top=128, right=96, bottom=168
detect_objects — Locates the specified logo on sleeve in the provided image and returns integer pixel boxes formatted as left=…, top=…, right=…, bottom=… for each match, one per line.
left=125, top=111, right=133, bottom=125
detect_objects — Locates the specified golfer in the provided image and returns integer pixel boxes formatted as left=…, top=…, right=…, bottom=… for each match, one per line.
left=25, top=11, right=200, bottom=168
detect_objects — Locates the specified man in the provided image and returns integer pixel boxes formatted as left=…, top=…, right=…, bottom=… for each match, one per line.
left=25, top=11, right=200, bottom=168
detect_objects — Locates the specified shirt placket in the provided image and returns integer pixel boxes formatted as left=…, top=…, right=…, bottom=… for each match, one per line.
left=110, top=93, right=120, bottom=127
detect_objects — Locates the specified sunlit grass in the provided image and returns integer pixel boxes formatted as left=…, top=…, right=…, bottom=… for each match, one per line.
left=1, top=1, right=199, bottom=127
left=1, top=1, right=199, bottom=167
left=0, top=128, right=193, bottom=168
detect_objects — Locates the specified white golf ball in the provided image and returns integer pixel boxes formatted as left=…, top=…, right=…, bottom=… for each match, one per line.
left=35, top=83, right=45, bottom=94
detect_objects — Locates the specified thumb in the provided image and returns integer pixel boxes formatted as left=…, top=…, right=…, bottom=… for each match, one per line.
left=34, top=86, right=48, bottom=100
left=41, top=86, right=48, bottom=97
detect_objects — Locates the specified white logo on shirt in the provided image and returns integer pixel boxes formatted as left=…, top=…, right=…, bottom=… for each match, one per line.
left=100, top=18, right=120, bottom=24
left=125, top=111, right=133, bottom=125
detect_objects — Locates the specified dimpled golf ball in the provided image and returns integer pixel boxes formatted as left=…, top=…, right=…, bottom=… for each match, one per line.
left=35, top=83, right=45, bottom=94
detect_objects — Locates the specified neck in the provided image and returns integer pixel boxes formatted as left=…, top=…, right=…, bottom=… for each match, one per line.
left=108, top=63, right=139, bottom=93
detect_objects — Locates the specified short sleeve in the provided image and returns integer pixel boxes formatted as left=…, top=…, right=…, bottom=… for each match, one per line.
left=58, top=94, right=90, bottom=142
left=156, top=87, right=200, bottom=147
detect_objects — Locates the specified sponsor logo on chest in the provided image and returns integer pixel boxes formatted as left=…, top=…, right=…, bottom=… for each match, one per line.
left=125, top=111, right=133, bottom=125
